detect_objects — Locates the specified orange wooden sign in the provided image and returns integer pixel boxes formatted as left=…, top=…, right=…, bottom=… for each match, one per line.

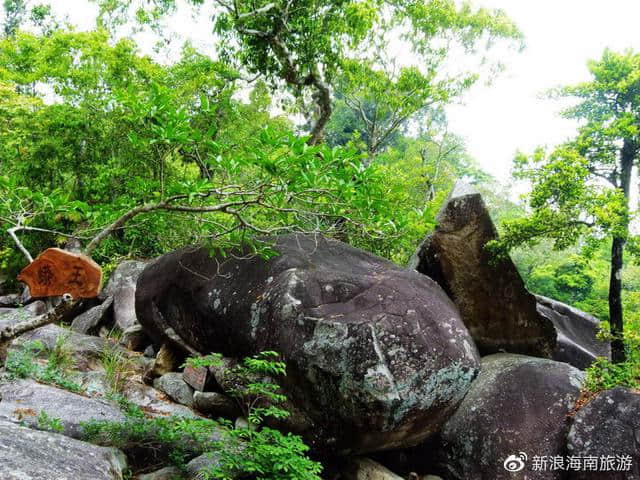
left=17, top=248, right=102, bottom=299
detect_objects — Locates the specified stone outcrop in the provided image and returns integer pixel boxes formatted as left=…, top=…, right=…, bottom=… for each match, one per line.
left=434, top=354, right=584, bottom=480
left=409, top=181, right=556, bottom=357
left=71, top=296, right=114, bottom=335
left=0, top=419, right=127, bottom=480
left=0, top=379, right=125, bottom=438
left=567, top=387, right=640, bottom=480
left=101, top=260, right=146, bottom=331
left=536, top=295, right=610, bottom=369
left=136, top=233, right=480, bottom=454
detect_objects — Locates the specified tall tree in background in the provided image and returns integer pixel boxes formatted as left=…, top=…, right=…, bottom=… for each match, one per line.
left=96, top=0, right=522, bottom=145
left=496, top=49, right=640, bottom=363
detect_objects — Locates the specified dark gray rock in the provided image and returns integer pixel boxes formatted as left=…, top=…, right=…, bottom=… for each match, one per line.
left=193, top=391, right=240, bottom=418
left=71, top=296, right=114, bottom=335
left=410, top=181, right=556, bottom=358
left=567, top=387, right=640, bottom=479
left=434, top=354, right=584, bottom=480
left=136, top=234, right=480, bottom=454
left=154, top=372, right=195, bottom=407
left=0, top=419, right=127, bottom=480
left=536, top=295, right=610, bottom=369
left=101, top=260, right=147, bottom=330
left=0, top=379, right=125, bottom=438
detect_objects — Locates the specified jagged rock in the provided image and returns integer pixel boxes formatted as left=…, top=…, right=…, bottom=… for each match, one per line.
left=136, top=233, right=480, bottom=454
left=193, top=391, right=240, bottom=418
left=10, top=323, right=119, bottom=371
left=71, top=296, right=114, bottom=335
left=410, top=181, right=556, bottom=357
left=0, top=379, right=125, bottom=438
left=343, top=457, right=404, bottom=479
left=154, top=372, right=195, bottom=407
left=434, top=354, right=584, bottom=480
left=0, top=419, right=127, bottom=480
left=567, top=387, right=640, bottom=479
left=536, top=295, right=610, bottom=369
left=100, top=260, right=146, bottom=330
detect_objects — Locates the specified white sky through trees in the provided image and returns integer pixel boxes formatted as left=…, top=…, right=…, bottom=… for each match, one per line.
left=8, top=0, right=640, bottom=184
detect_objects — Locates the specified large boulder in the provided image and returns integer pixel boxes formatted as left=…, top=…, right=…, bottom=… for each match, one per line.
left=567, top=387, right=640, bottom=479
left=536, top=295, right=610, bottom=369
left=0, top=419, right=127, bottom=480
left=434, top=354, right=584, bottom=480
left=0, top=379, right=125, bottom=439
left=136, top=234, right=480, bottom=454
left=101, top=260, right=146, bottom=331
left=409, top=181, right=556, bottom=357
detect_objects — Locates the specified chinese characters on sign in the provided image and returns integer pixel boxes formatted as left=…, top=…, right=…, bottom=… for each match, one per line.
left=17, top=248, right=102, bottom=298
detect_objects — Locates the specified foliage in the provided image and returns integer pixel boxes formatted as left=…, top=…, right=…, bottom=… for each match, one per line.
left=0, top=29, right=406, bottom=279
left=85, top=351, right=322, bottom=479
left=95, top=0, right=521, bottom=144
left=492, top=49, right=640, bottom=363
left=36, top=410, right=64, bottom=433
left=5, top=339, right=84, bottom=393
left=100, top=345, right=136, bottom=395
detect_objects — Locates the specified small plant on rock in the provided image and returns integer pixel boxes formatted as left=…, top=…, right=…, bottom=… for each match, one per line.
left=5, top=340, right=84, bottom=393
left=84, top=351, right=322, bottom=479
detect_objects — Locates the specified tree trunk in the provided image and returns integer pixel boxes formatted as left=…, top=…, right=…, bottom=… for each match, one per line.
left=609, top=138, right=635, bottom=363
left=609, top=236, right=626, bottom=363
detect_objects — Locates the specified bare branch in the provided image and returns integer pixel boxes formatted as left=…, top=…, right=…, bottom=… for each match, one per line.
left=7, top=226, right=33, bottom=263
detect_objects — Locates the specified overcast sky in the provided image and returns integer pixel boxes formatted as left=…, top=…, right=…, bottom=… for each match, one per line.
left=10, top=1, right=640, bottom=184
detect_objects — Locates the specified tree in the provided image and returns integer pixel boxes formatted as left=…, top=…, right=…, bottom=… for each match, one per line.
left=495, top=49, right=640, bottom=363
left=95, top=0, right=522, bottom=144
left=0, top=29, right=402, bottom=282
left=2, top=0, right=58, bottom=37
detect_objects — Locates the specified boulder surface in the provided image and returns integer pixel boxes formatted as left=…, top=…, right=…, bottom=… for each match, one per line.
left=0, top=419, right=127, bottom=480
left=101, top=260, right=146, bottom=330
left=434, top=353, right=584, bottom=480
left=409, top=181, right=556, bottom=357
left=567, top=387, right=640, bottom=480
left=536, top=295, right=610, bottom=369
left=0, top=379, right=125, bottom=438
left=136, top=233, right=480, bottom=454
